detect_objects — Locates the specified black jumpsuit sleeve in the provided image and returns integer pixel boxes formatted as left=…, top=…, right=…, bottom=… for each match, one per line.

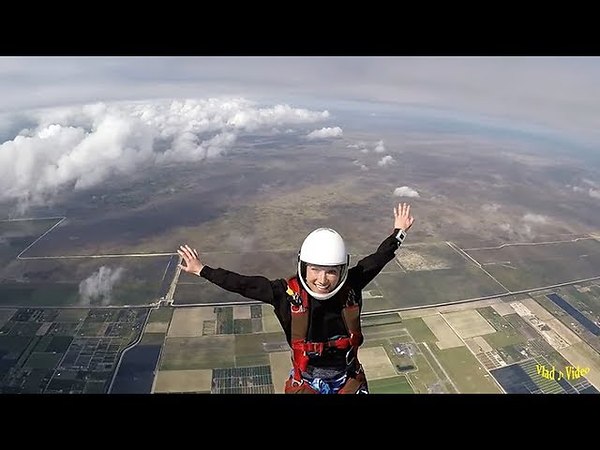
left=348, top=229, right=404, bottom=291
left=199, top=266, right=288, bottom=306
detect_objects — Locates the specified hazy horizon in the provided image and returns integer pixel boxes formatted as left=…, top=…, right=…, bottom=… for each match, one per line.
left=1, top=57, right=599, bottom=215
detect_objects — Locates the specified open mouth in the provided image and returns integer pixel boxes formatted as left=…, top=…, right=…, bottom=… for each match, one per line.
left=314, top=284, right=330, bottom=292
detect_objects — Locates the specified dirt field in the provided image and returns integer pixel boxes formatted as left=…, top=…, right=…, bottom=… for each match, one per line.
left=522, top=298, right=582, bottom=345
left=443, top=309, right=496, bottom=339
left=422, top=315, right=464, bottom=349
left=262, top=305, right=281, bottom=333
left=145, top=322, right=169, bottom=333
left=491, top=302, right=514, bottom=316
left=547, top=318, right=583, bottom=346
left=269, top=351, right=292, bottom=393
left=360, top=346, right=397, bottom=380
left=233, top=305, right=252, bottom=319
left=167, top=306, right=216, bottom=337
left=153, top=369, right=213, bottom=393
left=465, top=336, right=493, bottom=354
left=510, top=302, right=577, bottom=350
left=559, top=342, right=600, bottom=389
left=520, top=298, right=555, bottom=321
left=397, top=248, right=452, bottom=271
left=399, top=309, right=438, bottom=319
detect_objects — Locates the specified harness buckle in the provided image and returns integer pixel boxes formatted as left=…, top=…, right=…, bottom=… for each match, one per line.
left=287, top=286, right=302, bottom=307
left=306, top=342, right=325, bottom=356
left=347, top=288, right=357, bottom=306
left=291, top=292, right=302, bottom=306
left=290, top=377, right=304, bottom=387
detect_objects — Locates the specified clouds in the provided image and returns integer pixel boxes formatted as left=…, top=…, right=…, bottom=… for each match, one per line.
left=306, top=126, right=342, bottom=140
left=482, top=203, right=501, bottom=213
left=522, top=213, right=549, bottom=224
left=18, top=59, right=600, bottom=139
left=0, top=98, right=332, bottom=212
left=228, top=102, right=330, bottom=131
left=78, top=265, right=125, bottom=306
left=393, top=186, right=420, bottom=198
left=495, top=211, right=552, bottom=240
left=352, top=160, right=369, bottom=171
left=377, top=155, right=395, bottom=167
left=347, top=138, right=396, bottom=171
left=570, top=183, right=600, bottom=200
left=4, top=57, right=600, bottom=143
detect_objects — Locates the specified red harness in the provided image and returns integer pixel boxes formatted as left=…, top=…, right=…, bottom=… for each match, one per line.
left=286, top=277, right=363, bottom=385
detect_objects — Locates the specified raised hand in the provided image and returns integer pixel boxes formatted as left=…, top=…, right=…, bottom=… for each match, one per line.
left=177, top=244, right=204, bottom=276
left=394, top=203, right=415, bottom=232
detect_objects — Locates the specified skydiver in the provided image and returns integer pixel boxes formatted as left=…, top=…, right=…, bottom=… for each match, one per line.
left=178, top=202, right=415, bottom=393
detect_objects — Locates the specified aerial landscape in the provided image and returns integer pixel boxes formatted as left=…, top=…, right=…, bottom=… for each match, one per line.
left=0, top=57, right=599, bottom=393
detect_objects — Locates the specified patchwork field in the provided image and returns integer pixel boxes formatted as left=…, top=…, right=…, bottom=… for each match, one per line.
left=0, top=306, right=148, bottom=393
left=152, top=279, right=600, bottom=394
left=3, top=213, right=600, bottom=394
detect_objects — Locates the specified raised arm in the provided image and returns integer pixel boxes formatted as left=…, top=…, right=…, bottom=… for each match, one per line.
left=177, top=244, right=284, bottom=305
left=349, top=203, right=415, bottom=290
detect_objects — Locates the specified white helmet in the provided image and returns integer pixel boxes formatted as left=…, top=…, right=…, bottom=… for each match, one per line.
left=297, top=228, right=349, bottom=300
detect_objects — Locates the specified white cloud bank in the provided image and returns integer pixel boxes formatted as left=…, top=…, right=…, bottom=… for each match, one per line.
left=0, top=97, right=331, bottom=212
left=3, top=57, right=600, bottom=145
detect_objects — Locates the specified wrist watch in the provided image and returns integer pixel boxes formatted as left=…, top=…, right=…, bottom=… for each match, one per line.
left=395, top=228, right=407, bottom=244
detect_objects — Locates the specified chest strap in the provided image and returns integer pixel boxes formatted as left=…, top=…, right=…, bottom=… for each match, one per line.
left=287, top=277, right=363, bottom=385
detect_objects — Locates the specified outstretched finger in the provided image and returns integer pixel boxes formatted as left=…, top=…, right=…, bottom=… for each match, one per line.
left=177, top=250, right=188, bottom=264
left=179, top=245, right=194, bottom=261
left=186, top=246, right=199, bottom=261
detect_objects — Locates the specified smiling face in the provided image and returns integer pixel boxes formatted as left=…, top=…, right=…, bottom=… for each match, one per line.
left=305, top=264, right=342, bottom=295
